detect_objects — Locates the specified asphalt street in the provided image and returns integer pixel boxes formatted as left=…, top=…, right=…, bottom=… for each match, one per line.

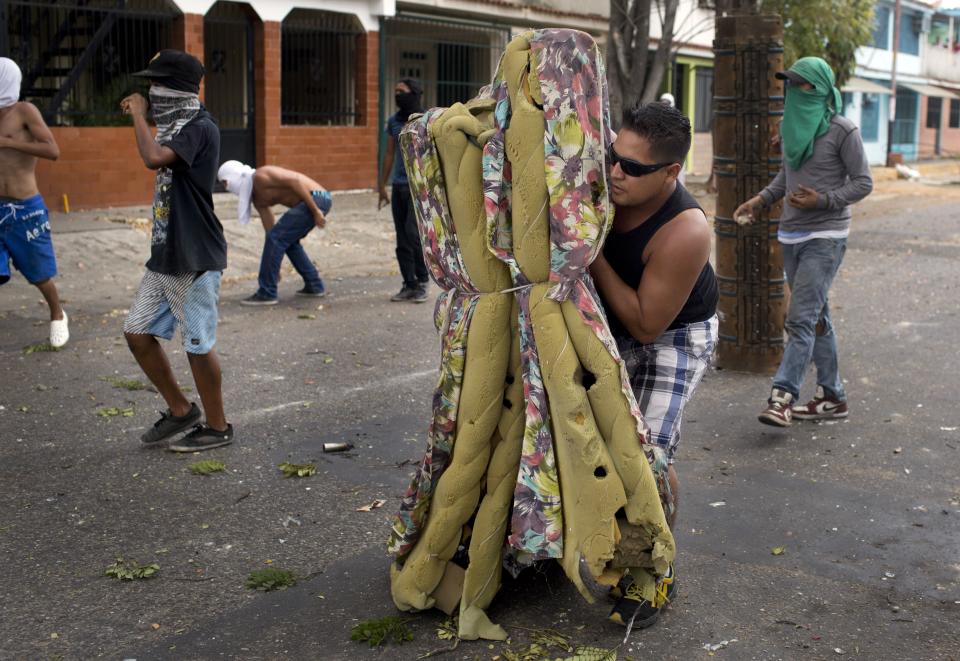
left=1, top=182, right=958, bottom=660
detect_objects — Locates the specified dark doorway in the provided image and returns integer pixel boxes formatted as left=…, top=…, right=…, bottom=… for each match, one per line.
left=695, top=67, right=714, bottom=133
left=204, top=2, right=256, bottom=167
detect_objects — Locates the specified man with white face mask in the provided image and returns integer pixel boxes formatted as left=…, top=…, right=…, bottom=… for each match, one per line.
left=119, top=50, right=233, bottom=453
left=217, top=160, right=330, bottom=305
left=0, top=57, right=68, bottom=347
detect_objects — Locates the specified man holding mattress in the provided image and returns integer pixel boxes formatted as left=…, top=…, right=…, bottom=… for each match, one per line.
left=591, top=100, right=719, bottom=627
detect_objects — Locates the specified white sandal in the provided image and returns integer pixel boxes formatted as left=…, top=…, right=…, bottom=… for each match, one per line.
left=49, top=310, right=69, bottom=348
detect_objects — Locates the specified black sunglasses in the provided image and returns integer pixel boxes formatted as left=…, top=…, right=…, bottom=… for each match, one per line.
left=609, top=146, right=674, bottom=177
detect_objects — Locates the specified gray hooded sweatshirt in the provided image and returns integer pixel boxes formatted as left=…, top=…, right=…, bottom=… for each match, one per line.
left=759, top=114, right=873, bottom=242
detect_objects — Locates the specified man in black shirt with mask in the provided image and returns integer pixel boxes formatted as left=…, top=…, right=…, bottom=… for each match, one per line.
left=120, top=50, right=233, bottom=452
left=591, top=102, right=718, bottom=628
left=378, top=78, right=429, bottom=303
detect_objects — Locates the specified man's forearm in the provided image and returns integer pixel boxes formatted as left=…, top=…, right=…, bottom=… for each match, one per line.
left=380, top=153, right=394, bottom=190
left=132, top=114, right=164, bottom=169
left=256, top=206, right=276, bottom=232
left=591, top=259, right=656, bottom=343
left=1, top=138, right=59, bottom=160
left=758, top=169, right=786, bottom=206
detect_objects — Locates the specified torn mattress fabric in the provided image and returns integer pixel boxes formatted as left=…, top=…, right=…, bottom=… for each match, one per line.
left=387, top=29, right=676, bottom=641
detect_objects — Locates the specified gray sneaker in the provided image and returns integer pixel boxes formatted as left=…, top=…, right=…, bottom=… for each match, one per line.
left=411, top=286, right=429, bottom=303
left=168, top=423, right=234, bottom=453
left=241, top=293, right=278, bottom=306
left=390, top=286, right=416, bottom=302
left=141, top=403, right=201, bottom=445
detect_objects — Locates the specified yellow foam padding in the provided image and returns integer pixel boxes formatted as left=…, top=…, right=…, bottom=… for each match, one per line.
left=559, top=300, right=675, bottom=577
left=501, top=37, right=551, bottom=283
left=390, top=99, right=514, bottom=618
left=502, top=35, right=627, bottom=601
left=390, top=289, right=512, bottom=613
left=431, top=100, right=510, bottom=293
left=459, top=300, right=524, bottom=641
left=500, top=32, right=675, bottom=600
left=527, top=284, right=628, bottom=601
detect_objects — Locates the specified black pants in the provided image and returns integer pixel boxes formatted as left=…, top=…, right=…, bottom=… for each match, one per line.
left=390, top=185, right=428, bottom=287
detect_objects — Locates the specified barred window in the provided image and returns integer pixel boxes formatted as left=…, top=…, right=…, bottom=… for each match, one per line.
left=281, top=9, right=363, bottom=126
left=3, top=0, right=176, bottom=126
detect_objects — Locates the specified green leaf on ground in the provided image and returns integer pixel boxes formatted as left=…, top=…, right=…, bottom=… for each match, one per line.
left=189, top=460, right=226, bottom=475
left=102, top=376, right=150, bottom=391
left=350, top=616, right=413, bottom=647
left=278, top=462, right=316, bottom=478
left=97, top=407, right=135, bottom=418
left=23, top=342, right=61, bottom=355
left=532, top=628, right=572, bottom=652
left=245, top=568, right=297, bottom=591
left=104, top=557, right=160, bottom=581
left=436, top=618, right=458, bottom=641
left=771, top=546, right=787, bottom=556
left=557, top=646, right=618, bottom=661
left=297, top=313, right=316, bottom=320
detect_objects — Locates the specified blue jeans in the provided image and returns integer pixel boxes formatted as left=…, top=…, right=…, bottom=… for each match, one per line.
left=773, top=238, right=847, bottom=401
left=255, top=192, right=331, bottom=299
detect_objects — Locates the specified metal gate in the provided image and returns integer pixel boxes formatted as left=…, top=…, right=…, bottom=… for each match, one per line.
left=204, top=1, right=255, bottom=166
left=2, top=0, right=176, bottom=126
left=378, top=14, right=510, bottom=179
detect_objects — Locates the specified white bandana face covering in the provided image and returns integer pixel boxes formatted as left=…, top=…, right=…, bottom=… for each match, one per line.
left=0, top=57, right=23, bottom=109
left=217, top=160, right=256, bottom=226
left=149, top=84, right=201, bottom=144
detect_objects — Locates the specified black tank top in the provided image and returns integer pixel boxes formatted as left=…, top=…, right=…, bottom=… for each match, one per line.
left=600, top=183, right=718, bottom=339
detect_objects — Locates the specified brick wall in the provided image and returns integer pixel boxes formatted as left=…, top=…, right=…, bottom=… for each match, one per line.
left=918, top=95, right=960, bottom=160
left=256, top=23, right=379, bottom=190
left=36, top=128, right=155, bottom=211
left=173, top=13, right=205, bottom=98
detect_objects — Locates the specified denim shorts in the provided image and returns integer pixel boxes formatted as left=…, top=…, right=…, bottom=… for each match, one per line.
left=0, top=194, right=57, bottom=285
left=124, top=270, right=221, bottom=354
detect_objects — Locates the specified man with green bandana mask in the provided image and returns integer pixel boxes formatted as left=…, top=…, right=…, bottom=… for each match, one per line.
left=734, top=56, right=872, bottom=427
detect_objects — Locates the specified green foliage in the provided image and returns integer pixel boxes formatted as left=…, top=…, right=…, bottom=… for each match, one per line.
left=102, top=376, right=150, bottom=391
left=436, top=617, right=458, bottom=641
left=350, top=616, right=413, bottom=647
left=558, top=647, right=618, bottom=661
left=761, top=0, right=875, bottom=87
left=278, top=462, right=316, bottom=478
left=189, top=460, right=226, bottom=476
left=23, top=342, right=61, bottom=355
left=105, top=557, right=159, bottom=581
left=245, top=568, right=297, bottom=591
left=97, top=407, right=135, bottom=418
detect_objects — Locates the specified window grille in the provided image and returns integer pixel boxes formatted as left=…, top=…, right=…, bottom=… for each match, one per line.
left=3, top=0, right=176, bottom=126
left=281, top=9, right=363, bottom=126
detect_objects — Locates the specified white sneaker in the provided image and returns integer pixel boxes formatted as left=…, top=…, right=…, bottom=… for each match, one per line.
left=49, top=311, right=69, bottom=348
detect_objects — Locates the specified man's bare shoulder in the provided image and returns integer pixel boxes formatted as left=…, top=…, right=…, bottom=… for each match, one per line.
left=650, top=208, right=711, bottom=261
left=11, top=101, right=46, bottom=124
left=254, top=165, right=298, bottom=184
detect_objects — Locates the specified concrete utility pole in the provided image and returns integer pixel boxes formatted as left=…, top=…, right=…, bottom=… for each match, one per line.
left=712, top=0, right=787, bottom=373
left=886, top=0, right=903, bottom=165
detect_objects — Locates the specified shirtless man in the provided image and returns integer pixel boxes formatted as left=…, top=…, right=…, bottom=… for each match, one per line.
left=0, top=57, right=68, bottom=347
left=218, top=160, right=330, bottom=305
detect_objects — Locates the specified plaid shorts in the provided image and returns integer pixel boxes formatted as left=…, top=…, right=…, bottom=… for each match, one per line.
left=124, top=270, right=221, bottom=354
left=617, top=315, right=718, bottom=463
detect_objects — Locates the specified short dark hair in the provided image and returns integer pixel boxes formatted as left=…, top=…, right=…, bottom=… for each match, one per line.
left=621, top=101, right=692, bottom=164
